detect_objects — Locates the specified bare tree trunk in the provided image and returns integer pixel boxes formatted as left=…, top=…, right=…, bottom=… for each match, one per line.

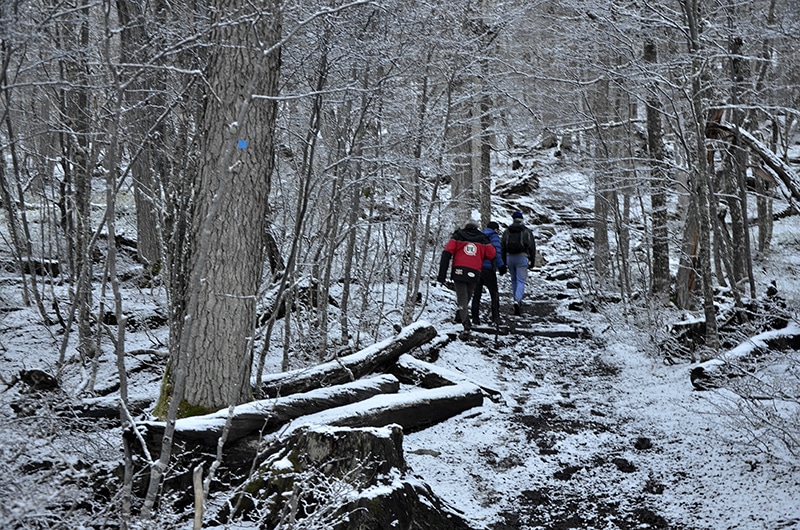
left=116, top=0, right=161, bottom=268
left=755, top=162, right=773, bottom=253
left=478, top=63, right=492, bottom=225
left=683, top=0, right=719, bottom=353
left=643, top=39, right=670, bottom=298
left=55, top=0, right=100, bottom=364
left=100, top=7, right=131, bottom=524
left=728, top=30, right=756, bottom=299
left=448, top=76, right=474, bottom=221
left=586, top=76, right=614, bottom=285
left=180, top=2, right=281, bottom=409
left=0, top=97, right=42, bottom=313
left=339, top=177, right=362, bottom=344
left=402, top=63, right=431, bottom=326
left=339, top=66, right=371, bottom=345
left=675, top=207, right=698, bottom=310
left=593, top=167, right=611, bottom=282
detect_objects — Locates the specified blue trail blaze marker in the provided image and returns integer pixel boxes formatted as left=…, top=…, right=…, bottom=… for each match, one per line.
left=237, top=139, right=247, bottom=149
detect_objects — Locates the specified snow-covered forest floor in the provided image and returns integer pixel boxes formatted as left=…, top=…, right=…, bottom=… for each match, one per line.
left=2, top=147, right=800, bottom=529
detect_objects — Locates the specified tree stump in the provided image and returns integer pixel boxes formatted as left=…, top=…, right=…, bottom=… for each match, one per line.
left=213, top=425, right=475, bottom=530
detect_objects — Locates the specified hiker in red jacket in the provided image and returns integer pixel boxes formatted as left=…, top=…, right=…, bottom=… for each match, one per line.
left=437, top=222, right=496, bottom=335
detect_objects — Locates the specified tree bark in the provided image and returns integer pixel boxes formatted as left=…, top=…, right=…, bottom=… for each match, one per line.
left=170, top=1, right=282, bottom=412
left=116, top=0, right=161, bottom=267
left=144, top=1, right=282, bottom=518
left=683, top=0, right=719, bottom=352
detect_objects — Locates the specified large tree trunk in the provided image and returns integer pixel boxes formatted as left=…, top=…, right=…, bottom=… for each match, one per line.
left=171, top=2, right=282, bottom=413
left=144, top=1, right=282, bottom=517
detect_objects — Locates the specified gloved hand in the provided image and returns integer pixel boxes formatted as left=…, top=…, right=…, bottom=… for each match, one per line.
left=527, top=260, right=534, bottom=270
left=498, top=265, right=507, bottom=275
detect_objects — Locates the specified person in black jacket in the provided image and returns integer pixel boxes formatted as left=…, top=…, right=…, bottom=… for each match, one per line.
left=500, top=211, right=536, bottom=316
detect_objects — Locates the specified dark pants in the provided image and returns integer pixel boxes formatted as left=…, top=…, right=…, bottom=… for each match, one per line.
left=454, top=280, right=477, bottom=329
left=471, top=268, right=500, bottom=324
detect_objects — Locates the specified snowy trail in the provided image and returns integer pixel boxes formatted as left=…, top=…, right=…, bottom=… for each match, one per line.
left=405, top=305, right=800, bottom=530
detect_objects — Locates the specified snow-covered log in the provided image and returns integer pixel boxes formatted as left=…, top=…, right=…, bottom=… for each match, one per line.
left=52, top=395, right=153, bottom=419
left=391, top=354, right=504, bottom=402
left=283, top=382, right=484, bottom=435
left=690, top=323, right=800, bottom=390
left=137, top=375, right=400, bottom=448
left=259, top=321, right=437, bottom=398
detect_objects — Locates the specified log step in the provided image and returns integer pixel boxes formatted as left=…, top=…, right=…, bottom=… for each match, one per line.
left=471, top=323, right=588, bottom=339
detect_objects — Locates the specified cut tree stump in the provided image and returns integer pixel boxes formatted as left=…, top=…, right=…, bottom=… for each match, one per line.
left=259, top=321, right=437, bottom=398
left=213, top=424, right=475, bottom=530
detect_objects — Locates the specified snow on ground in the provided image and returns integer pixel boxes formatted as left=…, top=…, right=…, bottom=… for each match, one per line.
left=403, top=309, right=800, bottom=529
left=400, top=203, right=800, bottom=529
left=2, top=153, right=800, bottom=529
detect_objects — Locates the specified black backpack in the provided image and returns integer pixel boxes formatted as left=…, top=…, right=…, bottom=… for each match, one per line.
left=506, top=229, right=526, bottom=254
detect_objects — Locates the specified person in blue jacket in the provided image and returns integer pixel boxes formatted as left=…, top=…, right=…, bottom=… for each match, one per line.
left=501, top=210, right=536, bottom=316
left=471, top=221, right=506, bottom=326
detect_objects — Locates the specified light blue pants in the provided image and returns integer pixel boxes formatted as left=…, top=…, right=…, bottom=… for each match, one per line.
left=506, top=253, right=529, bottom=302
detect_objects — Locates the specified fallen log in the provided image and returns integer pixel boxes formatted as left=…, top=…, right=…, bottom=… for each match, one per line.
left=690, top=323, right=800, bottom=390
left=391, top=354, right=504, bottom=403
left=52, top=395, right=154, bottom=419
left=136, top=374, right=400, bottom=449
left=283, top=382, right=484, bottom=435
left=260, top=321, right=437, bottom=398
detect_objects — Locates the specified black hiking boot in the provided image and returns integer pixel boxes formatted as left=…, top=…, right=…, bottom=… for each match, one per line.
left=460, top=319, right=472, bottom=340
left=513, top=302, right=521, bottom=316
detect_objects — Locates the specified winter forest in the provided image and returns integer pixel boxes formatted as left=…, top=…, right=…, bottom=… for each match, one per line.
left=2, top=0, right=800, bottom=528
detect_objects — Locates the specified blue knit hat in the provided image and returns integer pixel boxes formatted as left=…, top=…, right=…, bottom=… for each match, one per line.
left=511, top=211, right=523, bottom=219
